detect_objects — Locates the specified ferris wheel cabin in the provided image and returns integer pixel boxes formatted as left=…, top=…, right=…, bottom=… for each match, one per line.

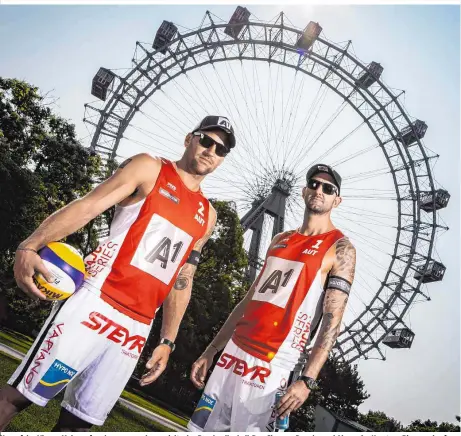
left=382, top=328, right=415, bottom=349
left=414, top=260, right=446, bottom=283
left=397, top=119, right=428, bottom=146
left=354, top=62, right=384, bottom=89
left=91, top=68, right=116, bottom=101
left=153, top=21, right=178, bottom=54
left=224, top=6, right=251, bottom=39
left=295, top=22, right=322, bottom=52
left=419, top=189, right=450, bottom=212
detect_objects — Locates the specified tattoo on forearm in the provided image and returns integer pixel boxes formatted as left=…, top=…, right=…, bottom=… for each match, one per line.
left=319, top=313, right=336, bottom=350
left=317, top=292, right=349, bottom=351
left=332, top=237, right=356, bottom=283
left=173, top=263, right=196, bottom=291
left=174, top=276, right=190, bottom=290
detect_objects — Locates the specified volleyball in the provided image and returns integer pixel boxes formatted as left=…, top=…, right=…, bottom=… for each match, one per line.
left=33, top=242, right=86, bottom=301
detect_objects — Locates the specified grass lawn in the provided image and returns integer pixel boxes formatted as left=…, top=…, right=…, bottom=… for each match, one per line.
left=0, top=328, right=191, bottom=428
left=0, top=351, right=170, bottom=431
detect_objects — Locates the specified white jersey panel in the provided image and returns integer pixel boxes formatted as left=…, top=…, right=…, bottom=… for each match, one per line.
left=252, top=256, right=305, bottom=309
left=130, top=213, right=193, bottom=285
left=272, top=270, right=324, bottom=369
left=83, top=201, right=144, bottom=292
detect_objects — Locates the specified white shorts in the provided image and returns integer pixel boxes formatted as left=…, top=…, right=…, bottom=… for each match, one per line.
left=8, top=286, right=151, bottom=425
left=187, top=339, right=292, bottom=432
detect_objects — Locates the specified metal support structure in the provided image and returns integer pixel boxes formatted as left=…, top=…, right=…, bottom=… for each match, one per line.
left=240, top=179, right=291, bottom=282
left=84, top=7, right=448, bottom=364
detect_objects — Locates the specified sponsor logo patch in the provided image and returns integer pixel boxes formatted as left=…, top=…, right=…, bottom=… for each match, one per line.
left=25, top=323, right=64, bottom=386
left=190, top=393, right=216, bottom=429
left=81, top=312, right=146, bottom=355
left=217, top=353, right=271, bottom=386
left=32, top=359, right=77, bottom=399
left=159, top=187, right=179, bottom=204
left=291, top=312, right=313, bottom=352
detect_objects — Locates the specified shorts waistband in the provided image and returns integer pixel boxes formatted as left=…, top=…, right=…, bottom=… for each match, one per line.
left=81, top=284, right=153, bottom=325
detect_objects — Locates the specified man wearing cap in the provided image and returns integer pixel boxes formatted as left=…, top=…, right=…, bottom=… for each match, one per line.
left=189, top=164, right=356, bottom=432
left=0, top=116, right=236, bottom=431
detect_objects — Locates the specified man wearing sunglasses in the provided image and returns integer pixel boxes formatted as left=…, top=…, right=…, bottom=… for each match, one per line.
left=0, top=116, right=235, bottom=431
left=188, top=164, right=356, bottom=432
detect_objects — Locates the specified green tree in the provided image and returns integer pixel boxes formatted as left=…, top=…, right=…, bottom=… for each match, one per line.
left=291, top=356, right=370, bottom=431
left=358, top=410, right=403, bottom=432
left=404, top=419, right=460, bottom=432
left=133, top=200, right=249, bottom=411
left=0, top=78, right=103, bottom=334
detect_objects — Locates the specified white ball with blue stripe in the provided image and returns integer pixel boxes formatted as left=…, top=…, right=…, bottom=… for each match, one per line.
left=33, top=242, right=86, bottom=300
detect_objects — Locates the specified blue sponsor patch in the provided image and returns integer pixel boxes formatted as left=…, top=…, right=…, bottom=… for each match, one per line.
left=190, top=393, right=216, bottom=429
left=33, top=359, right=78, bottom=399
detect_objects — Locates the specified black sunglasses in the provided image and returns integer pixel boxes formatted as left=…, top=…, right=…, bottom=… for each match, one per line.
left=193, top=132, right=229, bottom=157
left=307, top=178, right=338, bottom=196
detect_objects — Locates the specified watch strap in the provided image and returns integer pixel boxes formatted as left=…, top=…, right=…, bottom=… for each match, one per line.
left=159, top=338, right=175, bottom=352
left=299, top=375, right=318, bottom=390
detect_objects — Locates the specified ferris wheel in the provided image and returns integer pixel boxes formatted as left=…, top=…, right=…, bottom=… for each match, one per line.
left=83, top=6, right=451, bottom=364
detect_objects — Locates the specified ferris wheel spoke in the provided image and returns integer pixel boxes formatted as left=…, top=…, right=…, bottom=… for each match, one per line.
left=205, top=68, right=270, bottom=173
left=221, top=62, right=265, bottom=170
left=160, top=89, right=198, bottom=125
left=329, top=142, right=380, bottom=168
left=209, top=65, right=274, bottom=171
left=268, top=63, right=285, bottom=166
left=122, top=137, right=178, bottom=161
left=283, top=72, right=310, bottom=156
left=291, top=100, right=348, bottom=173
left=144, top=98, right=190, bottom=131
left=230, top=61, right=281, bottom=176
left=138, top=109, right=186, bottom=137
left=335, top=213, right=398, bottom=236
left=284, top=82, right=327, bottom=169
left=86, top=10, right=446, bottom=363
left=339, top=222, right=394, bottom=258
left=335, top=207, right=396, bottom=228
left=180, top=69, right=263, bottom=184
left=279, top=71, right=303, bottom=166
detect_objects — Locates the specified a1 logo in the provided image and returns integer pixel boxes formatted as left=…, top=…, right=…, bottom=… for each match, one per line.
left=258, top=269, right=294, bottom=295
left=130, top=214, right=193, bottom=284
left=145, top=238, right=184, bottom=269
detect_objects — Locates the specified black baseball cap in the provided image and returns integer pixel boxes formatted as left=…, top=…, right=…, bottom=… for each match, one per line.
left=192, top=115, right=236, bottom=149
left=306, top=164, right=342, bottom=195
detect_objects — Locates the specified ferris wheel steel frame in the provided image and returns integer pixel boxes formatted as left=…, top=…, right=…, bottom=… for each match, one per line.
left=84, top=11, right=446, bottom=364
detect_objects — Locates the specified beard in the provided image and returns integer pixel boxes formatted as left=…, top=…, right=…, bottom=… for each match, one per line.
left=306, top=196, right=330, bottom=215
left=190, top=156, right=214, bottom=176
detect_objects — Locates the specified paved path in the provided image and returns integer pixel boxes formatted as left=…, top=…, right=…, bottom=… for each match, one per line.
left=118, top=398, right=187, bottom=431
left=0, top=342, right=188, bottom=432
left=0, top=342, right=25, bottom=360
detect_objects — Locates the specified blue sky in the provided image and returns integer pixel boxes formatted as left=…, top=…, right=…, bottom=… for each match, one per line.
left=1, top=3, right=459, bottom=427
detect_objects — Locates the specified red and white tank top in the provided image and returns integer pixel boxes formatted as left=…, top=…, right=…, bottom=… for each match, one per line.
left=232, top=229, right=344, bottom=369
left=83, top=159, right=210, bottom=324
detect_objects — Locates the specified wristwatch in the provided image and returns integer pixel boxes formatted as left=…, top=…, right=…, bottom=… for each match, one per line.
left=159, top=338, right=176, bottom=353
left=299, top=375, right=318, bottom=390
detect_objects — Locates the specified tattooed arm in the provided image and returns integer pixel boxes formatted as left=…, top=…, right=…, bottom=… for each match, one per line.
left=159, top=205, right=217, bottom=344
left=302, top=237, right=356, bottom=379
left=276, top=236, right=356, bottom=419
